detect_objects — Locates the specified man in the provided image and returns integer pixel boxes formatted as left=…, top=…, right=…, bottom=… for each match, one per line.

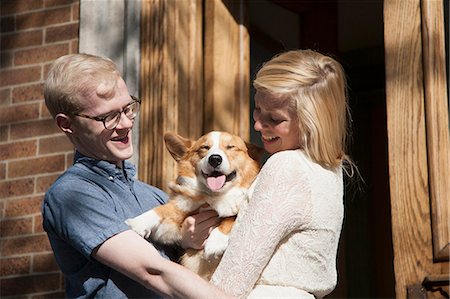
left=42, top=53, right=229, bottom=298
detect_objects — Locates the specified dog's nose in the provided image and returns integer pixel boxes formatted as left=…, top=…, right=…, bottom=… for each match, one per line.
left=208, top=154, right=222, bottom=168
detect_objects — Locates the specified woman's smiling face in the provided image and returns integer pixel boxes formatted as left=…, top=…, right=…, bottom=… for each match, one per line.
left=253, top=90, right=300, bottom=154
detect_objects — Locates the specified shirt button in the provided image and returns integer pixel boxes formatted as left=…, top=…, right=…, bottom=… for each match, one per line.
left=108, top=176, right=114, bottom=181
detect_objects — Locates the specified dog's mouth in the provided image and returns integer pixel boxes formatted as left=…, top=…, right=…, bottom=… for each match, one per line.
left=202, top=170, right=236, bottom=191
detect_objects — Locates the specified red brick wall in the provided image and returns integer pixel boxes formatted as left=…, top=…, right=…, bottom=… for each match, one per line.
left=0, top=0, right=79, bottom=297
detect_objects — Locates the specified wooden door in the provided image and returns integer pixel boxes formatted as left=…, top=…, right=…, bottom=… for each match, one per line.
left=384, top=0, right=449, bottom=297
left=139, top=0, right=248, bottom=191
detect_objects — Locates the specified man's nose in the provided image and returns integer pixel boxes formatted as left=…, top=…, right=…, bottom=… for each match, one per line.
left=115, top=112, right=134, bottom=129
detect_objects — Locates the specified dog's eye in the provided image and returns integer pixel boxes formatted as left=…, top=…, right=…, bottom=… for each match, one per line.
left=226, top=145, right=235, bottom=150
left=199, top=145, right=210, bottom=151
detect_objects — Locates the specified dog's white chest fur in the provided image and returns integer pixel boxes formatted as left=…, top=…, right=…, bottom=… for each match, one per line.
left=207, top=187, right=248, bottom=217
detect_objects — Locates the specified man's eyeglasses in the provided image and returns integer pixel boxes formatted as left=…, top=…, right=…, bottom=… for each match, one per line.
left=72, top=95, right=141, bottom=130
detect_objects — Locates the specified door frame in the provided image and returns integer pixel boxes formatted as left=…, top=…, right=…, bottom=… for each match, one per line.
left=384, top=0, right=449, bottom=297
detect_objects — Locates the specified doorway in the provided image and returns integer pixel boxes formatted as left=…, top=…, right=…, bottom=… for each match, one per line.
left=248, top=1, right=395, bottom=297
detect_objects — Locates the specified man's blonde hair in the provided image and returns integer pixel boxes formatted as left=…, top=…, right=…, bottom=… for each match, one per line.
left=44, top=53, right=120, bottom=118
left=254, top=49, right=351, bottom=169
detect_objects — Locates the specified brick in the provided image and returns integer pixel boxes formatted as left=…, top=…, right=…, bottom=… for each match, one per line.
left=72, top=1, right=79, bottom=21
left=43, top=62, right=52, bottom=78
left=45, top=0, right=76, bottom=8
left=10, top=119, right=59, bottom=140
left=66, top=151, right=74, bottom=167
left=0, top=0, right=44, bottom=16
left=0, top=256, right=31, bottom=276
left=4, top=196, right=42, bottom=217
left=0, top=125, right=8, bottom=142
left=39, top=135, right=73, bottom=155
left=0, top=16, right=15, bottom=33
left=41, top=102, right=53, bottom=118
left=34, top=213, right=45, bottom=233
left=32, top=291, right=66, bottom=299
left=0, top=162, right=6, bottom=179
left=0, top=200, right=4, bottom=218
left=36, top=174, right=60, bottom=194
left=0, top=102, right=40, bottom=124
left=0, top=178, right=34, bottom=198
left=0, top=30, right=43, bottom=51
left=12, top=83, right=44, bottom=103
left=0, top=51, right=13, bottom=68
left=45, top=23, right=78, bottom=43
left=1, top=234, right=51, bottom=256
left=33, top=252, right=59, bottom=273
left=0, top=88, right=11, bottom=106
left=0, top=217, right=33, bottom=237
left=0, top=140, right=37, bottom=160
left=9, top=155, right=65, bottom=178
left=71, top=39, right=78, bottom=53
left=0, top=66, right=41, bottom=87
left=0, top=273, right=60, bottom=297
left=15, top=43, right=69, bottom=66
left=16, top=7, right=71, bottom=30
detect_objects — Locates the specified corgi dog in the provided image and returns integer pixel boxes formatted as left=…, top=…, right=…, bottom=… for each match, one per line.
left=126, top=131, right=261, bottom=279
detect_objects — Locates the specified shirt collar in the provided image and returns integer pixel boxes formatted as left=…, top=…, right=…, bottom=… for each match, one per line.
left=73, top=151, right=137, bottom=180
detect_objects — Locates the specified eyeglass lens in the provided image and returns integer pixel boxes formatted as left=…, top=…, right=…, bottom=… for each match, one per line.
left=104, top=101, right=140, bottom=129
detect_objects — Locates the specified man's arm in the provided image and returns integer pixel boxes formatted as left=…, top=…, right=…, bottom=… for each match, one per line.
left=92, top=229, right=231, bottom=299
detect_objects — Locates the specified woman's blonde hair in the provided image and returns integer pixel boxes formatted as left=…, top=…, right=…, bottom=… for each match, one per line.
left=44, top=53, right=120, bottom=118
left=253, top=49, right=351, bottom=169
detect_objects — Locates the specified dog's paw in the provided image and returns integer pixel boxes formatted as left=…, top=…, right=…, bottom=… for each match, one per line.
left=203, top=228, right=229, bottom=260
left=125, top=210, right=161, bottom=239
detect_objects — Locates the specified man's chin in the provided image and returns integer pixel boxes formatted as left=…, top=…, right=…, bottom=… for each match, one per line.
left=110, top=147, right=134, bottom=162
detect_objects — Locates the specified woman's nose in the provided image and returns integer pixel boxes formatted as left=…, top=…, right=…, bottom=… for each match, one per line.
left=254, top=119, right=263, bottom=131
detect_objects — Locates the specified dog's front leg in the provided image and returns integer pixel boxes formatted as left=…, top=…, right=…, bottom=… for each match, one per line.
left=125, top=208, right=164, bottom=239
left=125, top=199, right=187, bottom=241
left=203, top=216, right=235, bottom=260
left=126, top=197, right=205, bottom=245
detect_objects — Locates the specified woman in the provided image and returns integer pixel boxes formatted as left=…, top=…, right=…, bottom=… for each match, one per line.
left=211, top=49, right=354, bottom=298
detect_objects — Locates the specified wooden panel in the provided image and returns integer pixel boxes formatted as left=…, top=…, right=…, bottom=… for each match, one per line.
left=384, top=0, right=449, bottom=297
left=204, top=0, right=250, bottom=138
left=421, top=0, right=450, bottom=262
left=139, top=0, right=203, bottom=190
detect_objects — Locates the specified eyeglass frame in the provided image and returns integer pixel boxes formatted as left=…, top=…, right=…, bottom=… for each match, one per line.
left=71, top=95, right=141, bottom=130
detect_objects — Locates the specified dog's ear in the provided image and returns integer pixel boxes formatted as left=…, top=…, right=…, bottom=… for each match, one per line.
left=164, top=132, right=193, bottom=161
left=245, top=142, right=265, bottom=163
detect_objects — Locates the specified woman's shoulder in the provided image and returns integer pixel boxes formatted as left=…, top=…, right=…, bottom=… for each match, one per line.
left=258, top=150, right=309, bottom=181
left=266, top=149, right=304, bottom=162
left=264, top=150, right=341, bottom=178
left=264, top=150, right=310, bottom=169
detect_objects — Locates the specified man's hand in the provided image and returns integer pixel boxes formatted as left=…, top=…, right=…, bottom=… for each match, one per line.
left=180, top=207, right=220, bottom=250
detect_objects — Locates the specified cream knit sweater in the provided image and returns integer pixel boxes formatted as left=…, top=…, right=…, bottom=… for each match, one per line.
left=211, top=150, right=344, bottom=298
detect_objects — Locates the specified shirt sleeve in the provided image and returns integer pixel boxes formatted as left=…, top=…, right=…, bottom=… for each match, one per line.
left=43, top=177, right=130, bottom=259
left=210, top=151, right=313, bottom=297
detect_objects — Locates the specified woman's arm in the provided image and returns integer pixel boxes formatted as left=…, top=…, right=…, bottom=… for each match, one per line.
left=93, top=230, right=232, bottom=299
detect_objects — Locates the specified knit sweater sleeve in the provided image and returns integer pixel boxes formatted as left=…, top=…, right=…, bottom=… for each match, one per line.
left=210, top=151, right=312, bottom=297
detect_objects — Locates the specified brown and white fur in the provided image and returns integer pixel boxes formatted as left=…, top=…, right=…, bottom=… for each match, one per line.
left=126, top=131, right=261, bottom=279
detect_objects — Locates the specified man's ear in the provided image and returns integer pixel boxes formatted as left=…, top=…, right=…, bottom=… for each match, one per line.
left=55, top=113, right=73, bottom=134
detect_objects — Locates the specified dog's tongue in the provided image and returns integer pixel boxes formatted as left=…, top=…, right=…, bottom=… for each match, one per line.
left=207, top=175, right=226, bottom=191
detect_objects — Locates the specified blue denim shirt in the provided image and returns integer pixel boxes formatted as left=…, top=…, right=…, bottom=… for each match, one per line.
left=42, top=152, right=174, bottom=298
